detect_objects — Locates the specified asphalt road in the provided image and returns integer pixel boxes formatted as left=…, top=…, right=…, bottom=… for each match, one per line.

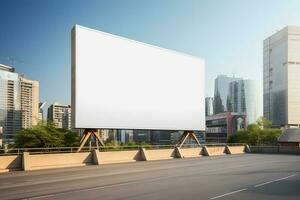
left=0, top=154, right=299, bottom=200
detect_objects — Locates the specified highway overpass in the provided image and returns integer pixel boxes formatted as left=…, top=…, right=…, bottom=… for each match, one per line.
left=0, top=154, right=299, bottom=200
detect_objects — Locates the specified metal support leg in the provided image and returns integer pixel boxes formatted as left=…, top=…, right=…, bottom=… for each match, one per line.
left=176, top=131, right=201, bottom=148
left=77, top=129, right=105, bottom=152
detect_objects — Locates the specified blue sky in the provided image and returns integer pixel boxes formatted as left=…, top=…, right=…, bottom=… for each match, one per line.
left=0, top=0, right=300, bottom=108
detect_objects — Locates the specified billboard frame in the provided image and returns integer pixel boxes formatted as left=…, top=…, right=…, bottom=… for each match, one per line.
left=71, top=25, right=204, bottom=150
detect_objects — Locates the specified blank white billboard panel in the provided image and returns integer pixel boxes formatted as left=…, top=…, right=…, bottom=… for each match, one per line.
left=72, top=25, right=205, bottom=131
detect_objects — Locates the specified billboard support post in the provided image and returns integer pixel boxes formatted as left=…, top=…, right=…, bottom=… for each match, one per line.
left=77, top=129, right=105, bottom=152
left=176, top=131, right=201, bottom=148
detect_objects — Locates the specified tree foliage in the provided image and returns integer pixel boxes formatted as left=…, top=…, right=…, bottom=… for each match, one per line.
left=228, top=117, right=282, bottom=145
left=14, top=122, right=79, bottom=148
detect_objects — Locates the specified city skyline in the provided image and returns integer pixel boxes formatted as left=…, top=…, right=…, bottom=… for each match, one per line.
left=1, top=0, right=300, bottom=106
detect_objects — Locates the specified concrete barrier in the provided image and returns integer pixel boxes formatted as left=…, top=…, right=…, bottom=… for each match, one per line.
left=23, top=152, right=30, bottom=171
left=245, top=145, right=251, bottom=153
left=177, top=147, right=202, bottom=158
left=0, top=145, right=255, bottom=173
left=28, top=152, right=93, bottom=170
left=204, top=146, right=226, bottom=156
left=0, top=155, right=22, bottom=172
left=279, top=146, right=300, bottom=154
left=249, top=146, right=279, bottom=153
left=226, top=146, right=246, bottom=154
left=141, top=148, right=175, bottom=161
left=97, top=150, right=141, bottom=164
left=248, top=146, right=300, bottom=154
left=93, top=149, right=101, bottom=165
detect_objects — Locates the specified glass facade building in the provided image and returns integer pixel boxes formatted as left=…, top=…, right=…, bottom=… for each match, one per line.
left=213, top=75, right=241, bottom=114
left=228, top=80, right=259, bottom=124
left=0, top=65, right=22, bottom=142
left=205, top=97, right=214, bottom=116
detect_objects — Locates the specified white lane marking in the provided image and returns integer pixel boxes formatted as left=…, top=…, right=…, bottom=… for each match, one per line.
left=18, top=164, right=256, bottom=200
left=254, top=174, right=298, bottom=188
left=82, top=181, right=139, bottom=191
left=22, top=176, right=174, bottom=199
left=26, top=194, right=55, bottom=200
left=209, top=188, right=248, bottom=199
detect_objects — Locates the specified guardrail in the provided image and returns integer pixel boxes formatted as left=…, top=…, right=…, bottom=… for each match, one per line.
left=0, top=143, right=246, bottom=155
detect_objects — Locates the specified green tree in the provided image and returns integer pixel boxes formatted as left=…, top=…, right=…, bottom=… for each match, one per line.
left=256, top=116, right=272, bottom=128
left=14, top=122, right=79, bottom=148
left=63, top=129, right=80, bottom=147
left=228, top=117, right=281, bottom=145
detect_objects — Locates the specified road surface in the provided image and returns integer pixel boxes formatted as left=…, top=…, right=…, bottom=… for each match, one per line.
left=0, top=154, right=299, bottom=200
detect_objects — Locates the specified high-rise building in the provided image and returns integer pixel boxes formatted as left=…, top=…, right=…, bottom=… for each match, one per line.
left=263, top=26, right=300, bottom=127
left=62, top=107, right=71, bottom=130
left=205, top=97, right=214, bottom=116
left=38, top=102, right=46, bottom=122
left=0, top=64, right=39, bottom=143
left=228, top=79, right=259, bottom=124
left=0, top=64, right=21, bottom=143
left=47, top=103, right=71, bottom=129
left=213, top=75, right=241, bottom=114
left=20, top=77, right=39, bottom=129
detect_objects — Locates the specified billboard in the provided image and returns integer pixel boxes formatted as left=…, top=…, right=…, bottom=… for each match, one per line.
left=72, top=25, right=205, bottom=131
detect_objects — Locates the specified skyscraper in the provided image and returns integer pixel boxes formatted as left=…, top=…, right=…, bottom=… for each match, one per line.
left=38, top=102, right=46, bottom=122
left=47, top=103, right=71, bottom=129
left=0, top=64, right=21, bottom=143
left=263, top=26, right=300, bottom=127
left=228, top=79, right=259, bottom=124
left=205, top=97, right=214, bottom=116
left=20, top=77, right=39, bottom=129
left=0, top=64, right=39, bottom=143
left=213, top=75, right=241, bottom=114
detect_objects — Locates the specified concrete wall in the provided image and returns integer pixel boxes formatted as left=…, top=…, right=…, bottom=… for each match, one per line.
left=0, top=155, right=22, bottom=172
left=0, top=145, right=252, bottom=173
left=178, top=147, right=202, bottom=158
left=204, top=146, right=226, bottom=156
left=226, top=146, right=246, bottom=154
left=249, top=146, right=280, bottom=153
left=279, top=146, right=300, bottom=154
left=98, top=150, right=140, bottom=164
left=248, top=146, right=300, bottom=154
left=28, top=152, right=93, bottom=170
left=141, top=149, right=175, bottom=161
